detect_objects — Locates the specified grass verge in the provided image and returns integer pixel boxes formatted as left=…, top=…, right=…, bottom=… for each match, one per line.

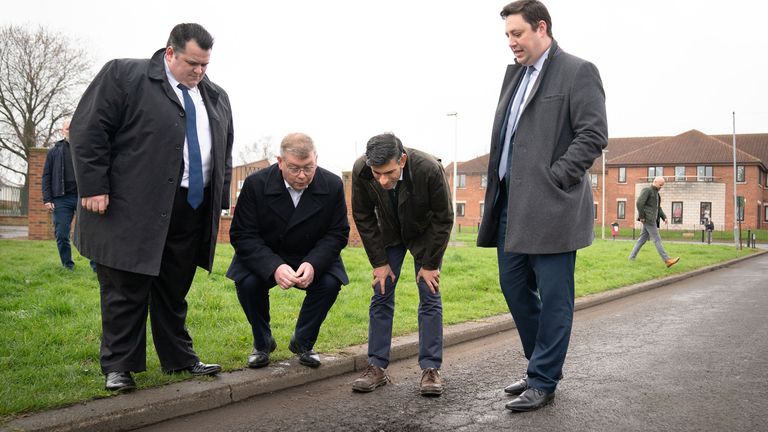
left=0, top=238, right=756, bottom=419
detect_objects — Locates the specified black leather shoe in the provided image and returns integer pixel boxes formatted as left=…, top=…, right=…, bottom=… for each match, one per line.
left=248, top=338, right=277, bottom=368
left=505, top=388, right=555, bottom=412
left=289, top=337, right=321, bottom=368
left=105, top=371, right=135, bottom=392
left=504, top=376, right=528, bottom=396
left=167, top=361, right=222, bottom=376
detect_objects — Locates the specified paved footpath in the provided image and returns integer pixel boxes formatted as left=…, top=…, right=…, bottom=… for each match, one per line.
left=137, top=252, right=768, bottom=432
left=6, top=251, right=767, bottom=432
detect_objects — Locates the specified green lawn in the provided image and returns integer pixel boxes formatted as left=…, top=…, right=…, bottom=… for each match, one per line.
left=0, top=238, right=756, bottom=419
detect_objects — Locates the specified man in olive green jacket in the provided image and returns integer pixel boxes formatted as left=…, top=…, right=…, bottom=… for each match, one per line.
left=350, top=133, right=453, bottom=396
left=630, top=176, right=680, bottom=267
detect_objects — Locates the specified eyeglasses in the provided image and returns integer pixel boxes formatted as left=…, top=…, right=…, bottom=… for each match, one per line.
left=285, top=165, right=316, bottom=175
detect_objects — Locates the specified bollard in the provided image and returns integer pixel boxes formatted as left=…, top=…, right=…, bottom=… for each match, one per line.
left=752, top=233, right=757, bottom=248
left=701, top=229, right=705, bottom=243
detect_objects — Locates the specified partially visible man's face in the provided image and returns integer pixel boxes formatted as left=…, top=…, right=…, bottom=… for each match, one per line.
left=278, top=152, right=317, bottom=191
left=371, top=154, right=406, bottom=190
left=166, top=40, right=211, bottom=88
left=504, top=14, right=550, bottom=67
left=62, top=121, right=70, bottom=141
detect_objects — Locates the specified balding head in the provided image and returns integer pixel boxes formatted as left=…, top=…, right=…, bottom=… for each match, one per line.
left=652, top=176, right=665, bottom=189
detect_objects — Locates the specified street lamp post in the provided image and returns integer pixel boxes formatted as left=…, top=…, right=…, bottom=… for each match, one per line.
left=732, top=111, right=740, bottom=250
left=601, top=149, right=608, bottom=240
left=447, top=112, right=458, bottom=235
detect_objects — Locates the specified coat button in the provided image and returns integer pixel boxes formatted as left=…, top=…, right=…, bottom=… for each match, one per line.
left=161, top=212, right=167, bottom=218
left=167, top=178, right=174, bottom=183
left=179, top=112, right=185, bottom=117
left=175, top=145, right=181, bottom=150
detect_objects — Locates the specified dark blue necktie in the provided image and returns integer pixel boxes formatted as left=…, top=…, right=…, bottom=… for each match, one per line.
left=178, top=84, right=204, bottom=209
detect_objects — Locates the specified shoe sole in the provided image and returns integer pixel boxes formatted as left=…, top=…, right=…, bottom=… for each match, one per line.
left=352, top=380, right=388, bottom=393
left=247, top=361, right=269, bottom=369
left=298, top=359, right=321, bottom=368
left=106, top=384, right=136, bottom=392
left=420, top=387, right=443, bottom=396
left=503, top=388, right=527, bottom=396
left=505, top=395, right=555, bottom=412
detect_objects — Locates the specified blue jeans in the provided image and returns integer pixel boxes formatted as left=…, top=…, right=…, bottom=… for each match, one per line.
left=629, top=222, right=670, bottom=261
left=52, top=194, right=96, bottom=271
left=52, top=194, right=77, bottom=268
left=367, top=244, right=443, bottom=369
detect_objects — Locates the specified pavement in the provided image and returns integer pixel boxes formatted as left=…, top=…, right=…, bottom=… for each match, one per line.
left=3, top=249, right=766, bottom=432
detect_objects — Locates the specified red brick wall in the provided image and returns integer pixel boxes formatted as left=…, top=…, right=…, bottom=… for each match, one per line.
left=0, top=215, right=27, bottom=226
left=217, top=215, right=232, bottom=244
left=342, top=171, right=361, bottom=246
left=449, top=173, right=486, bottom=230
left=27, top=148, right=54, bottom=240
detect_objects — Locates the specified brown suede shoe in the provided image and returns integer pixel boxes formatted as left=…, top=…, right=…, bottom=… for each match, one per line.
left=665, top=257, right=680, bottom=268
left=420, top=368, right=443, bottom=396
left=352, top=364, right=390, bottom=392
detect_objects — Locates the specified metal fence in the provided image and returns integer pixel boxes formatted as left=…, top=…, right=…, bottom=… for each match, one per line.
left=0, top=185, right=23, bottom=216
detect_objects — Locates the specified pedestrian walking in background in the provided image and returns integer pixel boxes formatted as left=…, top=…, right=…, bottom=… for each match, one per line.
left=630, top=176, right=680, bottom=267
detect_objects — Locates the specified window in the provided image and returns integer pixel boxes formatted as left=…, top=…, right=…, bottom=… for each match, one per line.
left=590, top=174, right=598, bottom=188
left=617, top=201, right=626, bottom=220
left=671, top=202, right=683, bottom=224
left=457, top=174, right=466, bottom=188
left=481, top=175, right=488, bottom=188
left=697, top=165, right=713, bottom=182
left=764, top=204, right=768, bottom=223
left=594, top=203, right=598, bottom=220
left=737, top=196, right=745, bottom=222
left=700, top=202, right=712, bottom=224
left=618, top=167, right=627, bottom=183
left=479, top=202, right=485, bottom=218
left=456, top=202, right=465, bottom=217
left=647, top=166, right=663, bottom=181
left=736, top=165, right=745, bottom=183
left=675, top=166, right=686, bottom=181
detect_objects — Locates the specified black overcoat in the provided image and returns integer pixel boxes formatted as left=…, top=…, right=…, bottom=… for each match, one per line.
left=226, top=164, right=349, bottom=286
left=70, top=49, right=234, bottom=276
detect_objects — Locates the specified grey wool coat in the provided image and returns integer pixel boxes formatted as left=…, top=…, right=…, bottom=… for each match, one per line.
left=70, top=48, right=234, bottom=276
left=477, top=40, right=608, bottom=254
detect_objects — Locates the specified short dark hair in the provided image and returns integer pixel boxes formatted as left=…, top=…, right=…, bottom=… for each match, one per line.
left=500, top=0, right=553, bottom=38
left=167, top=23, right=214, bottom=52
left=365, top=133, right=404, bottom=167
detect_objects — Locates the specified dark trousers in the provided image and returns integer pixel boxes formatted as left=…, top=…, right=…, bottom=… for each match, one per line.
left=496, top=192, right=575, bottom=393
left=52, top=194, right=77, bottom=268
left=367, top=244, right=443, bottom=369
left=97, top=187, right=209, bottom=374
left=235, top=271, right=341, bottom=352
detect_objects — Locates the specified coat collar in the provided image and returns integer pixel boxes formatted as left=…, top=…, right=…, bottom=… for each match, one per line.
left=263, top=164, right=330, bottom=229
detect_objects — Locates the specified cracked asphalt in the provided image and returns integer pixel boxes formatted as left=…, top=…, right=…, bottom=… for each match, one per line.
left=138, top=253, right=768, bottom=432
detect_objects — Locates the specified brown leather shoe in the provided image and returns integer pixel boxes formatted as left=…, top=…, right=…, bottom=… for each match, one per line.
left=352, top=364, right=390, bottom=392
left=420, top=368, right=443, bottom=396
left=665, top=257, right=680, bottom=268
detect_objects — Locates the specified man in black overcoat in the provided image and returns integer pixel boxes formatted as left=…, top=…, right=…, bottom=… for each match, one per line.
left=70, top=23, right=234, bottom=391
left=227, top=133, right=349, bottom=369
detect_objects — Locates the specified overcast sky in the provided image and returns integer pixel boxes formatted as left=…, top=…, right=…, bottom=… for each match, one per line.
left=4, top=0, right=768, bottom=175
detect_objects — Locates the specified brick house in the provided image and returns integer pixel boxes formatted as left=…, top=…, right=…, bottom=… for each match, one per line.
left=445, top=129, right=768, bottom=234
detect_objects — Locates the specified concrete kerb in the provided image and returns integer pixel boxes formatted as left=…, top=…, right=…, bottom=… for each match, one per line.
left=5, top=249, right=765, bottom=432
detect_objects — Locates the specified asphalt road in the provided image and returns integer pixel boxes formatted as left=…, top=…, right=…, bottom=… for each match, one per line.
left=139, top=254, right=768, bottom=432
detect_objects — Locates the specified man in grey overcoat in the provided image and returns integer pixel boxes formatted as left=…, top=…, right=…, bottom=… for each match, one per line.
left=477, top=0, right=607, bottom=412
left=70, top=23, right=233, bottom=392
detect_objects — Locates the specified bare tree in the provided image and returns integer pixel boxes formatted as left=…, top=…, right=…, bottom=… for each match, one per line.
left=236, top=135, right=277, bottom=165
left=0, top=25, right=91, bottom=214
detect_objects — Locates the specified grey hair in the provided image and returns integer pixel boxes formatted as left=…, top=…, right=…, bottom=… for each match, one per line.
left=280, top=133, right=316, bottom=159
